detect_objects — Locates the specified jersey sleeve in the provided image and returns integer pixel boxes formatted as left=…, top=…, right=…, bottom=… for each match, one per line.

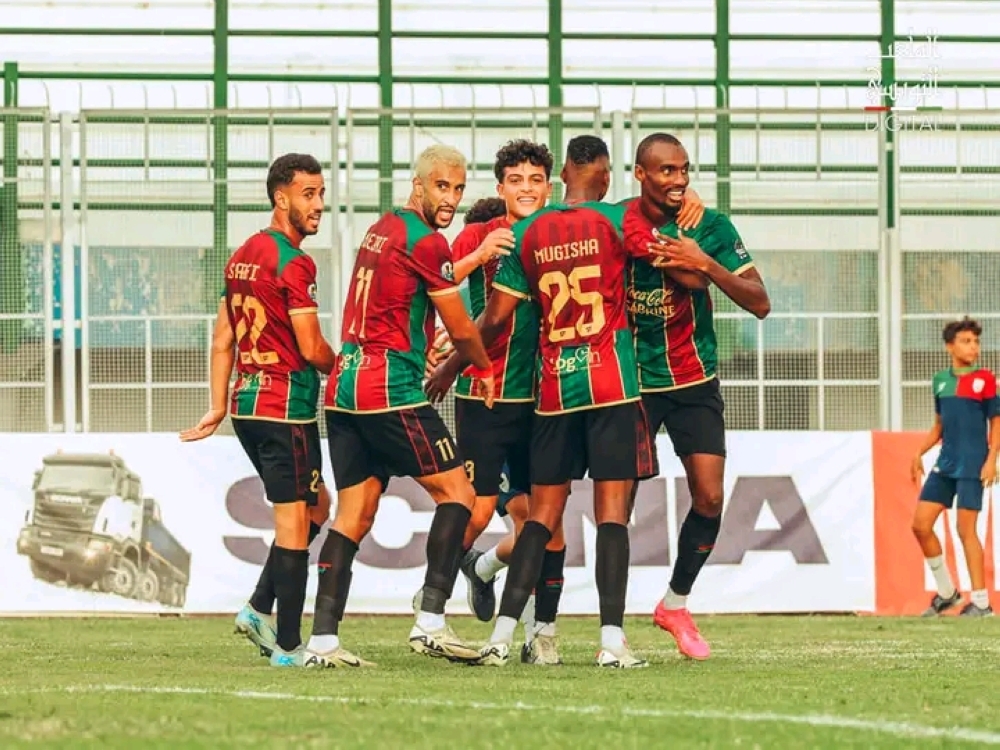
left=704, top=214, right=755, bottom=275
left=984, top=371, right=1000, bottom=418
left=279, top=254, right=320, bottom=315
left=450, top=224, right=484, bottom=263
left=492, top=242, right=531, bottom=300
left=407, top=232, right=459, bottom=297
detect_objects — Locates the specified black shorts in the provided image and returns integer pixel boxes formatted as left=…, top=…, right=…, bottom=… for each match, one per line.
left=325, top=405, right=463, bottom=491
left=454, top=397, right=532, bottom=497
left=232, top=418, right=323, bottom=506
left=643, top=378, right=727, bottom=459
left=530, top=401, right=658, bottom=486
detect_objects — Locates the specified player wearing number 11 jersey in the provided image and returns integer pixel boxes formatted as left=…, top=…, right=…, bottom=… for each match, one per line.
left=305, top=145, right=495, bottom=668
left=181, top=153, right=337, bottom=668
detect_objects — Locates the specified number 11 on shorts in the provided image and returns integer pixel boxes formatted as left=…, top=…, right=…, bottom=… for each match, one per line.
left=435, top=437, right=455, bottom=462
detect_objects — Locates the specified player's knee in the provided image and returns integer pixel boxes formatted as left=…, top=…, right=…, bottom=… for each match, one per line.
left=421, top=466, right=476, bottom=508
left=310, top=483, right=332, bottom=525
left=692, top=490, right=724, bottom=518
left=273, top=501, right=310, bottom=550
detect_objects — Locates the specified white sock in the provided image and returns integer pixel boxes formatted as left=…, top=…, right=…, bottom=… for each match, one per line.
left=490, top=615, right=518, bottom=645
left=306, top=634, right=340, bottom=653
left=662, top=588, right=688, bottom=610
left=416, top=611, right=446, bottom=632
left=520, top=594, right=536, bottom=644
left=926, top=555, right=957, bottom=598
left=600, top=625, right=626, bottom=652
left=475, top=547, right=506, bottom=582
left=535, top=621, right=556, bottom=638
left=971, top=589, right=990, bottom=609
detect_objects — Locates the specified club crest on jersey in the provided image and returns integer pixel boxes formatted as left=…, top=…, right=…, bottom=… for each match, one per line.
left=734, top=239, right=749, bottom=259
left=440, top=261, right=455, bottom=281
left=307, top=283, right=318, bottom=302
left=973, top=377, right=985, bottom=393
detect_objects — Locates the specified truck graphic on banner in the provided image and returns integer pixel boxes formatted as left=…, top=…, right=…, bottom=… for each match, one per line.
left=15, top=451, right=191, bottom=607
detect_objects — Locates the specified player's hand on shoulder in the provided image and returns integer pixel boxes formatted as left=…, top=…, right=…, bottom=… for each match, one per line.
left=476, top=228, right=514, bottom=265
left=676, top=187, right=706, bottom=231
left=910, top=454, right=925, bottom=485
left=179, top=408, right=227, bottom=442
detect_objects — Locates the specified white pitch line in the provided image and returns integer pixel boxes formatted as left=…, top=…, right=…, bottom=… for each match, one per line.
left=5, top=684, right=1000, bottom=745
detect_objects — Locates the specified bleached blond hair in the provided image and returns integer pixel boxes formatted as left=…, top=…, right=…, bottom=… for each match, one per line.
left=414, top=144, right=467, bottom=181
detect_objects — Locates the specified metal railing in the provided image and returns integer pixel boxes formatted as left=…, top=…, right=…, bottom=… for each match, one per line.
left=2, top=105, right=999, bottom=432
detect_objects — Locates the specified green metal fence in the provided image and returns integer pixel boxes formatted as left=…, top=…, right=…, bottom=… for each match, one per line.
left=2, top=1, right=1000, bottom=434
left=2, top=104, right=999, bottom=434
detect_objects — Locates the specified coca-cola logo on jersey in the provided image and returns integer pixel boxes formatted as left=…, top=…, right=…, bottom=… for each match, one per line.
left=221, top=474, right=830, bottom=569
left=627, top=287, right=676, bottom=319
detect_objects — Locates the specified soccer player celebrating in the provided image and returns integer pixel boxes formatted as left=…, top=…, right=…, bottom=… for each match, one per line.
left=180, top=153, right=337, bottom=667
left=622, top=133, right=771, bottom=661
left=429, top=140, right=567, bottom=665
left=302, top=145, right=495, bottom=668
left=911, top=317, right=998, bottom=617
left=447, top=165, right=676, bottom=670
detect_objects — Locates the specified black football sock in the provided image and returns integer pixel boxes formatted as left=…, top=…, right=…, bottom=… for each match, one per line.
left=669, top=509, right=722, bottom=596
left=248, top=523, right=321, bottom=615
left=498, top=521, right=551, bottom=620
left=534, top=547, right=566, bottom=624
left=421, top=503, right=472, bottom=615
left=312, top=530, right=358, bottom=637
left=595, top=522, right=630, bottom=628
left=248, top=544, right=276, bottom=614
left=271, top=546, right=309, bottom=652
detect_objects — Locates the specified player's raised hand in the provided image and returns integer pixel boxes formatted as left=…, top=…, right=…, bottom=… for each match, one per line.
left=676, top=187, right=705, bottom=231
left=910, top=454, right=925, bottom=485
left=476, top=227, right=514, bottom=265
left=179, top=407, right=227, bottom=442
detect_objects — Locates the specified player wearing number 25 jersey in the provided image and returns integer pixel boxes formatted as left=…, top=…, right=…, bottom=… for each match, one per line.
left=492, top=200, right=658, bottom=486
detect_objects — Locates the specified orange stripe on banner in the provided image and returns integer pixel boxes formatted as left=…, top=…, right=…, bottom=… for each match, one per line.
left=872, top=431, right=998, bottom=615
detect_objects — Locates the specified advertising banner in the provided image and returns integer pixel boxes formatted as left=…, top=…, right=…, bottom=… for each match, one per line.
left=0, top=431, right=875, bottom=615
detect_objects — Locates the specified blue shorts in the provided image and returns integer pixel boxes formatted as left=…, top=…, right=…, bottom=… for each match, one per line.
left=496, top=463, right=527, bottom=518
left=920, top=472, right=984, bottom=512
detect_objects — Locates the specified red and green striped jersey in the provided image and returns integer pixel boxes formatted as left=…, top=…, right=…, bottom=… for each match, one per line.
left=492, top=201, right=644, bottom=415
left=224, top=229, right=321, bottom=423
left=325, top=209, right=459, bottom=413
left=451, top=216, right=538, bottom=403
left=622, top=201, right=754, bottom=392
left=932, top=367, right=1000, bottom=479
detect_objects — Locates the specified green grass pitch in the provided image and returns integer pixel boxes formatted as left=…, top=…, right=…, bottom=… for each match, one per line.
left=1, top=615, right=999, bottom=748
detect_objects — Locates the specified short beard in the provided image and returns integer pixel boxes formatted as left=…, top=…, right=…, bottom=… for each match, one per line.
left=289, top=206, right=317, bottom=236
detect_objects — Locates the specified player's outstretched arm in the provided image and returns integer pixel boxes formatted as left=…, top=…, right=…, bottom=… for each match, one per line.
left=180, top=299, right=234, bottom=442
left=290, top=312, right=336, bottom=374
